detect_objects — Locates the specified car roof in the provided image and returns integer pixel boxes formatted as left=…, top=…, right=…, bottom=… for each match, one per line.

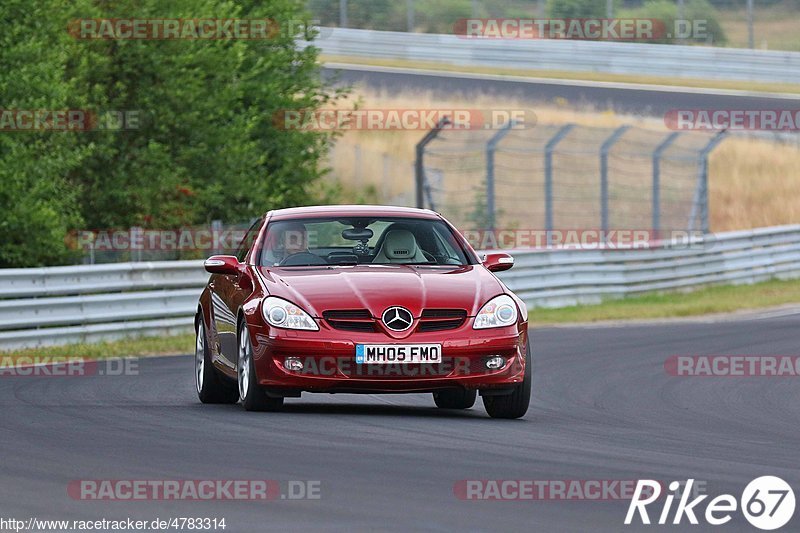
left=267, top=205, right=440, bottom=221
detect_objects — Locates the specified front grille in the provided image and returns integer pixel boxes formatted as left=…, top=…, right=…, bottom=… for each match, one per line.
left=418, top=309, right=467, bottom=332
left=323, top=309, right=376, bottom=332
left=323, top=308, right=467, bottom=333
left=323, top=310, right=372, bottom=320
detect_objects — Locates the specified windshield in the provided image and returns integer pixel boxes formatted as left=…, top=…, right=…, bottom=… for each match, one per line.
left=259, top=217, right=471, bottom=267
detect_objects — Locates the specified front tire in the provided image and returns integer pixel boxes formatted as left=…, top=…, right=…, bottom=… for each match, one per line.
left=483, top=342, right=531, bottom=419
left=238, top=319, right=284, bottom=412
left=433, top=389, right=477, bottom=409
left=195, top=318, right=238, bottom=404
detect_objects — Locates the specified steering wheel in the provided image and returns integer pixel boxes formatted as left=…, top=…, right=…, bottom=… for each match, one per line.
left=279, top=252, right=328, bottom=266
left=421, top=250, right=436, bottom=263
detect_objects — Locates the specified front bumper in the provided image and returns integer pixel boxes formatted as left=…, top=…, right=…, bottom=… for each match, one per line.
left=248, top=322, right=528, bottom=393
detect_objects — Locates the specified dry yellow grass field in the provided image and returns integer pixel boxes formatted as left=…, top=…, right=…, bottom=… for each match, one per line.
left=325, top=88, right=800, bottom=232
left=718, top=3, right=800, bottom=52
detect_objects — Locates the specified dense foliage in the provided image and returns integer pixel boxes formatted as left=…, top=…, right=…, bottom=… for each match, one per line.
left=0, top=0, right=343, bottom=266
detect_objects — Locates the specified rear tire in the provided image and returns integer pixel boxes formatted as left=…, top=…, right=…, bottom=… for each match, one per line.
left=195, top=319, right=238, bottom=404
left=238, top=320, right=284, bottom=412
left=483, top=342, right=531, bottom=419
left=433, top=389, right=477, bottom=409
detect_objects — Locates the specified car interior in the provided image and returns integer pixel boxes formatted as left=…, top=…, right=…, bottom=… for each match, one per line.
left=260, top=218, right=469, bottom=267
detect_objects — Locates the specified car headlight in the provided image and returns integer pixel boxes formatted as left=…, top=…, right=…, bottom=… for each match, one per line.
left=473, top=294, right=518, bottom=329
left=262, top=297, right=319, bottom=330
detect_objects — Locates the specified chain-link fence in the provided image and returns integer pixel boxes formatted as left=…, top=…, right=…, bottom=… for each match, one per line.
left=416, top=121, right=727, bottom=236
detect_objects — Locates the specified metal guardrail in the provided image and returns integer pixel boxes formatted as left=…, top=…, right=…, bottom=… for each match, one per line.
left=0, top=262, right=207, bottom=349
left=501, top=225, right=800, bottom=308
left=2, top=225, right=800, bottom=349
left=315, top=28, right=800, bottom=84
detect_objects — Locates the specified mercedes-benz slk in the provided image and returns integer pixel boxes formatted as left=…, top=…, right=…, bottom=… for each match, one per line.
left=195, top=205, right=530, bottom=418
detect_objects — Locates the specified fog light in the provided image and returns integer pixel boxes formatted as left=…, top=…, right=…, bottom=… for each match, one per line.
left=283, top=357, right=304, bottom=372
left=485, top=356, right=505, bottom=370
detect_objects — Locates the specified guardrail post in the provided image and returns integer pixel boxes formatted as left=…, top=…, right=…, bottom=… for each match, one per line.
left=690, top=130, right=728, bottom=234
left=545, top=124, right=575, bottom=241
left=415, top=116, right=451, bottom=209
left=599, top=125, right=630, bottom=235
left=485, top=120, right=517, bottom=231
left=652, top=132, right=681, bottom=238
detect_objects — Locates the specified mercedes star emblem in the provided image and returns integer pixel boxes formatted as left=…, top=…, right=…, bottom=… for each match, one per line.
left=381, top=306, right=414, bottom=332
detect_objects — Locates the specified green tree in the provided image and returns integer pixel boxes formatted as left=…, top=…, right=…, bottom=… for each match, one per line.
left=621, top=0, right=727, bottom=45
left=0, top=0, right=88, bottom=267
left=68, top=0, right=345, bottom=229
left=546, top=0, right=607, bottom=19
left=0, top=0, right=345, bottom=266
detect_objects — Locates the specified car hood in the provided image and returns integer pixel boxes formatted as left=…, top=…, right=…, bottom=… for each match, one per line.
left=256, top=264, right=504, bottom=318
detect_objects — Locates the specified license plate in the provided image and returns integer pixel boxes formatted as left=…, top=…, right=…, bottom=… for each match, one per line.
left=355, top=344, right=442, bottom=364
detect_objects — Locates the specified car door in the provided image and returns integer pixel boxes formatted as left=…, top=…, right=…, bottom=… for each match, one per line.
left=210, top=217, right=263, bottom=372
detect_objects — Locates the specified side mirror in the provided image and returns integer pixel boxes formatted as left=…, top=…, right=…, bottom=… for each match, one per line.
left=204, top=255, right=241, bottom=275
left=483, top=252, right=514, bottom=273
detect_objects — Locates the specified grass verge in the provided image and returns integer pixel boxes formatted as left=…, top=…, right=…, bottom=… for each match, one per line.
left=321, top=54, right=800, bottom=95
left=530, top=278, right=800, bottom=325
left=0, top=333, right=194, bottom=365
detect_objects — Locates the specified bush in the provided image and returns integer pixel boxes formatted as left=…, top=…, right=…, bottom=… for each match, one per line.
left=546, top=0, right=608, bottom=19
left=621, top=0, right=727, bottom=45
left=0, top=0, right=346, bottom=267
left=0, top=1, right=86, bottom=267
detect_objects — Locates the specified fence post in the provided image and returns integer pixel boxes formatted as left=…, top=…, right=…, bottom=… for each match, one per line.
left=211, top=219, right=223, bottom=256
left=354, top=143, right=361, bottom=187
left=415, top=116, right=451, bottom=209
left=690, top=130, right=728, bottom=234
left=485, top=120, right=517, bottom=231
left=652, top=132, right=681, bottom=238
left=599, top=125, right=630, bottom=234
left=130, top=226, right=143, bottom=262
left=339, top=0, right=348, bottom=27
left=83, top=233, right=96, bottom=265
left=544, top=124, right=575, bottom=238
left=382, top=153, right=391, bottom=201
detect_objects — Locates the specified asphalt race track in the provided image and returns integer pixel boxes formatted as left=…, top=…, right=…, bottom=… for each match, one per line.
left=2, top=315, right=799, bottom=532
left=323, top=63, right=800, bottom=117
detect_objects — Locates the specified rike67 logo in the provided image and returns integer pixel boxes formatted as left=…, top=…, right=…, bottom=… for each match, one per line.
left=625, top=477, right=795, bottom=530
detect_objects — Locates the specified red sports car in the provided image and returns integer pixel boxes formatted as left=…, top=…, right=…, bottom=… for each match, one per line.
left=195, top=205, right=530, bottom=418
